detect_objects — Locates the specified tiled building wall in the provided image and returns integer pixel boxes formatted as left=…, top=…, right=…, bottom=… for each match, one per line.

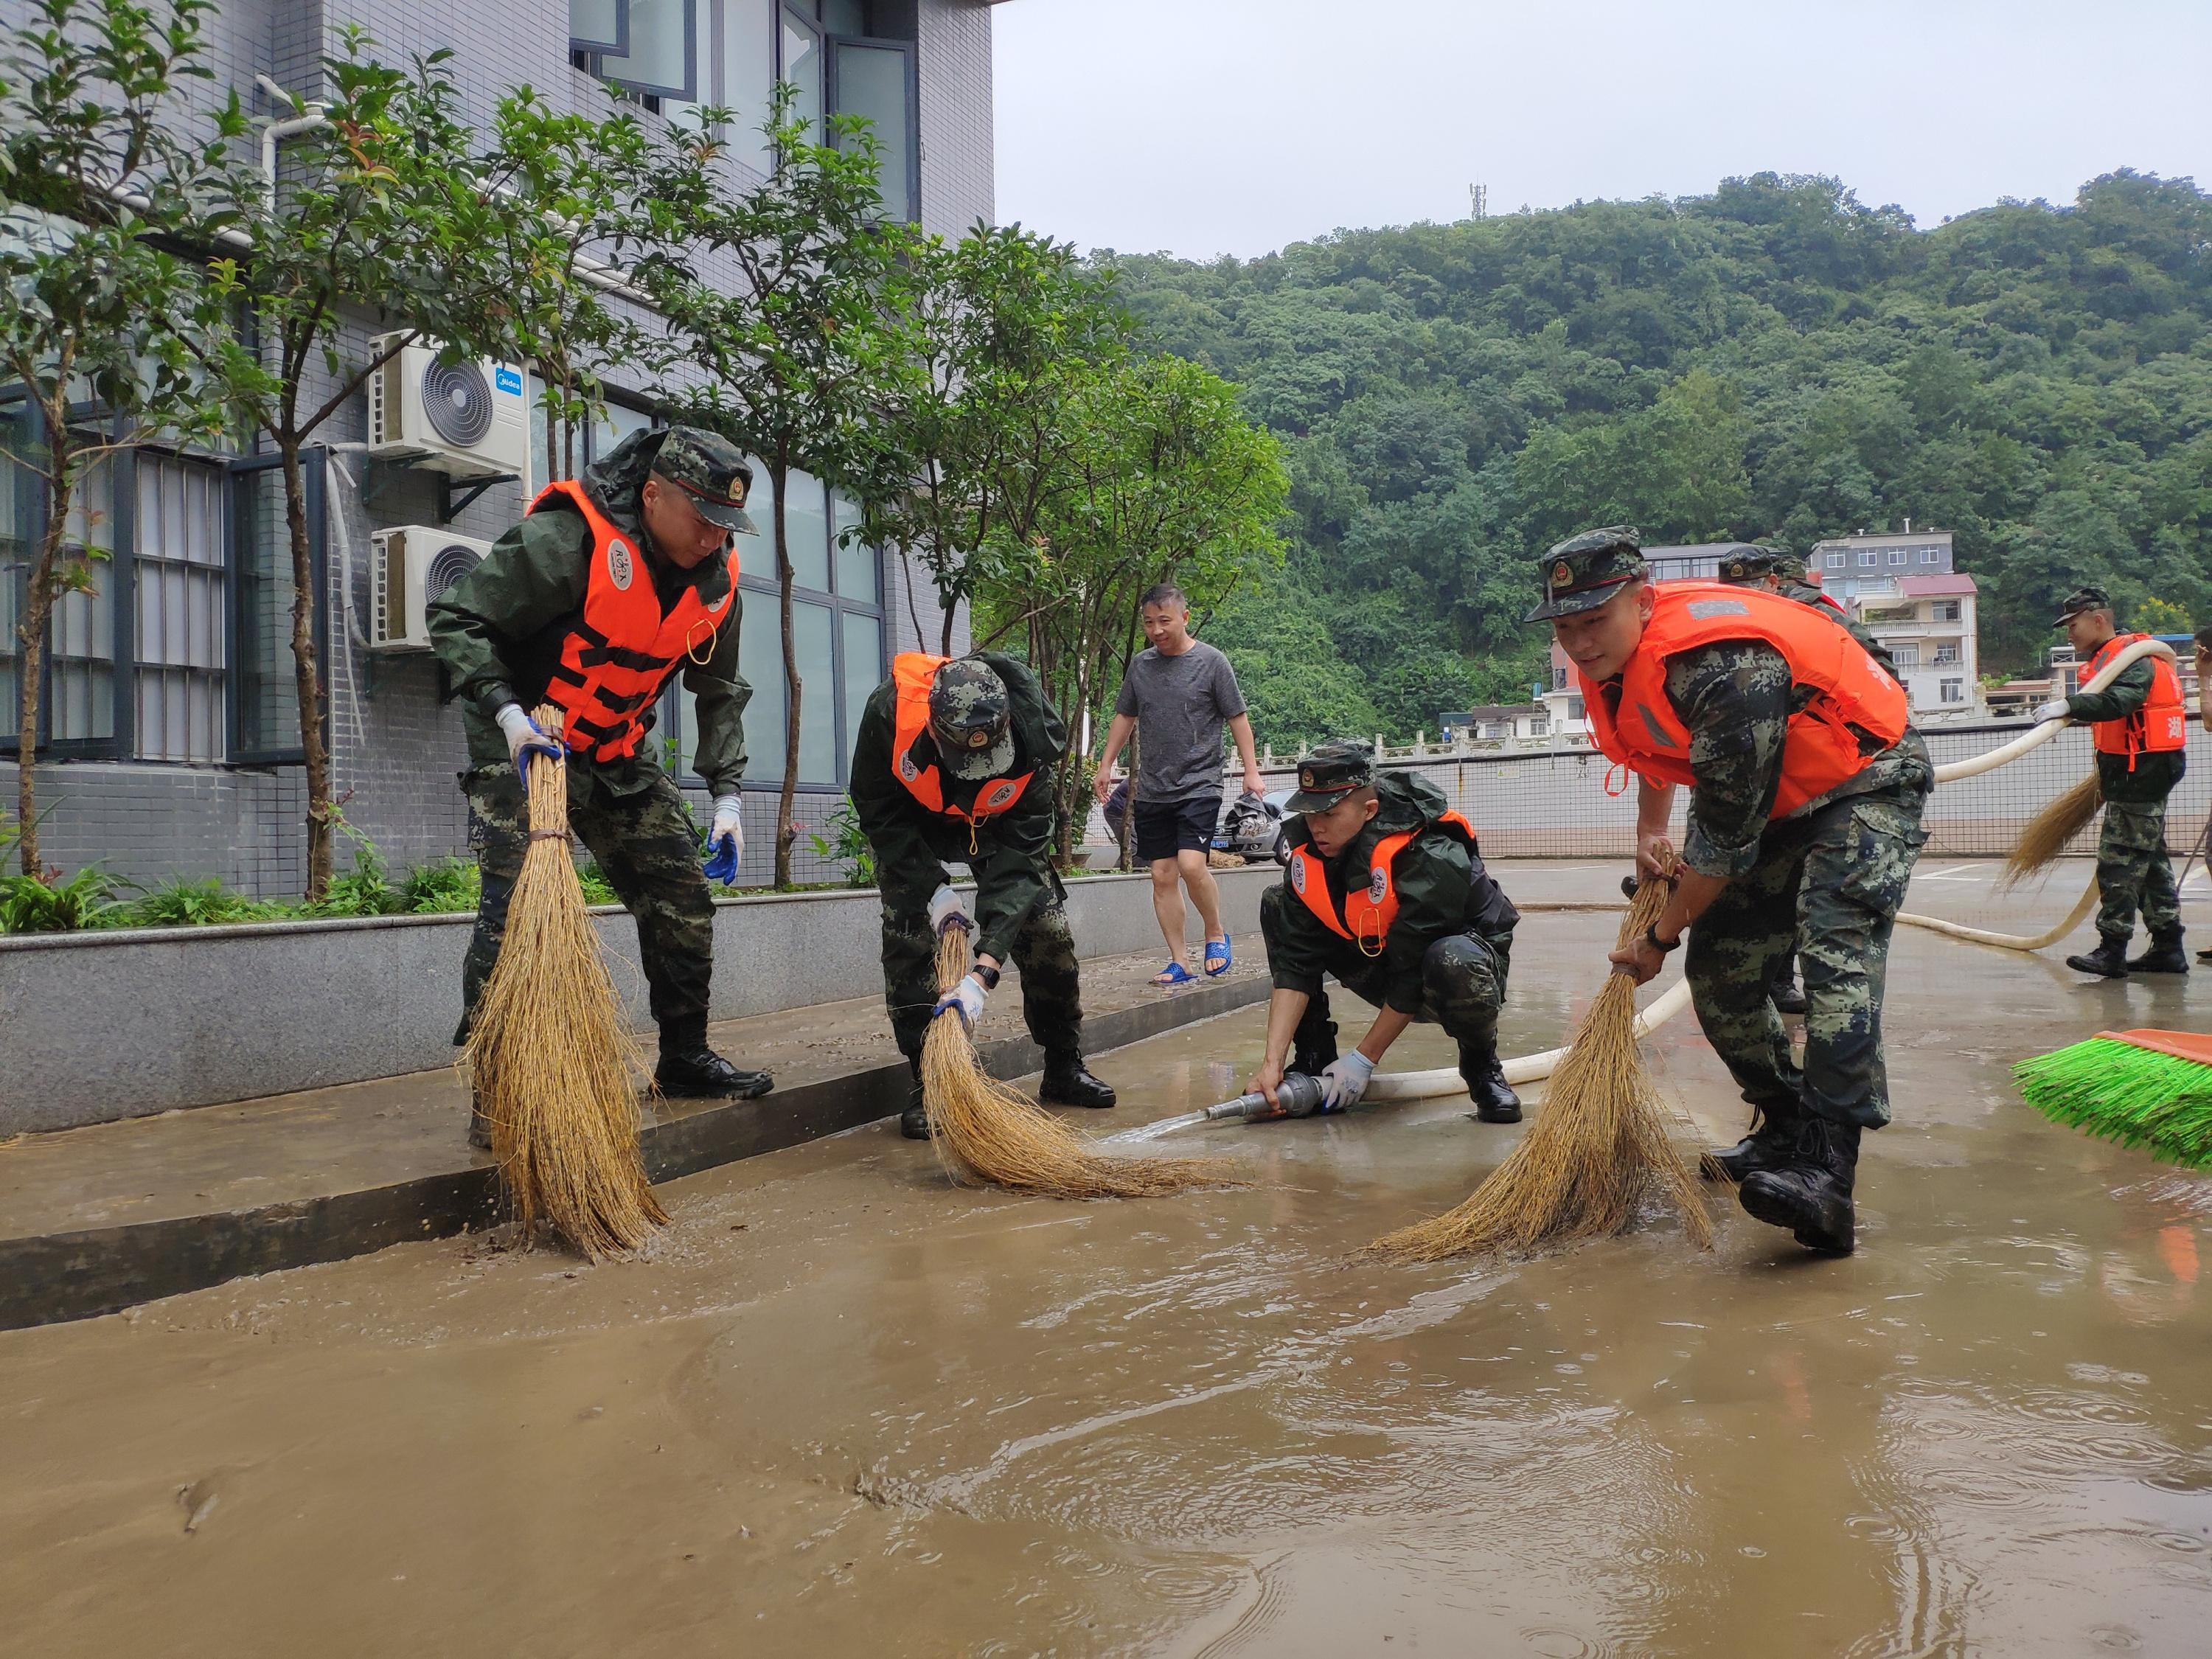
left=4, top=0, right=990, bottom=898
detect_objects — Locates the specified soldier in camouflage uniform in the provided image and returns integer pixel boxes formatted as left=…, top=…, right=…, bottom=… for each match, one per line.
left=1246, top=740, right=1523, bottom=1122
left=849, top=651, right=1117, bottom=1138
left=1719, top=543, right=1902, bottom=1016
left=430, top=427, right=776, bottom=1149
left=2039, top=587, right=2190, bottom=977
left=1537, top=526, right=1931, bottom=1255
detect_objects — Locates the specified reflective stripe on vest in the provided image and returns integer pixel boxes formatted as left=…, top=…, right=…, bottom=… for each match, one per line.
left=888, top=652, right=1033, bottom=820
left=1576, top=582, right=1910, bottom=820
left=535, top=480, right=739, bottom=762
left=2083, top=633, right=2186, bottom=769
left=1288, top=810, right=1479, bottom=958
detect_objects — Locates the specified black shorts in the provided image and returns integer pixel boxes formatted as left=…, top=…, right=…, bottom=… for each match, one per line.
left=1133, top=791, right=1222, bottom=863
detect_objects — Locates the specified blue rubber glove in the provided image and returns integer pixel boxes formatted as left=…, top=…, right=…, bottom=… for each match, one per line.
left=1319, top=1051, right=1376, bottom=1112
left=933, top=973, right=988, bottom=1032
left=701, top=794, right=743, bottom=886
left=495, top=702, right=562, bottom=783
left=928, top=883, right=970, bottom=937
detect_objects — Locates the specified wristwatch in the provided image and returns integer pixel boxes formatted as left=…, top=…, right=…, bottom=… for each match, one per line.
left=973, top=961, right=1002, bottom=991
left=1645, top=923, right=1682, bottom=955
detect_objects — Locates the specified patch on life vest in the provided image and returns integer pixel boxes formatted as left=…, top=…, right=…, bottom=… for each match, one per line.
left=897, top=751, right=921, bottom=782
left=979, top=779, right=1020, bottom=810
left=1368, top=868, right=1388, bottom=902
left=608, top=538, right=635, bottom=591
left=1290, top=857, right=1307, bottom=894
left=1686, top=598, right=1750, bottom=619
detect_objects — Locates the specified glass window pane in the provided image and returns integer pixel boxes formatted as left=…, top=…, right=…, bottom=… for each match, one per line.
left=832, top=493, right=875, bottom=603
left=841, top=609, right=881, bottom=765
left=234, top=466, right=300, bottom=757
left=793, top=600, right=836, bottom=782
left=599, top=0, right=695, bottom=98
left=832, top=41, right=910, bottom=218
left=722, top=0, right=776, bottom=175
left=738, top=583, right=785, bottom=783
left=780, top=9, right=821, bottom=139
left=784, top=470, right=830, bottom=591
left=823, top=0, right=865, bottom=33
left=570, top=0, right=627, bottom=52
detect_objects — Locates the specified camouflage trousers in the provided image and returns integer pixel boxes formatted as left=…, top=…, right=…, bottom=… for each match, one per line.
left=454, top=764, right=714, bottom=1046
left=2096, top=796, right=2182, bottom=938
left=1258, top=885, right=1513, bottom=1062
left=1687, top=783, right=1929, bottom=1130
left=880, top=879, right=1085, bottom=1063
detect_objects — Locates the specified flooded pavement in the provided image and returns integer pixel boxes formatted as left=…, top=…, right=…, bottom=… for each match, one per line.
left=4, top=866, right=2211, bottom=1657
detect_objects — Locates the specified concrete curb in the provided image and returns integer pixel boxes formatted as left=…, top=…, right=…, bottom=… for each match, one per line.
left=0, top=973, right=1272, bottom=1332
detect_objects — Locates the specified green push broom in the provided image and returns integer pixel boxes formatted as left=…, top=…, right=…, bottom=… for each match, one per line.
left=2014, top=1030, right=2212, bottom=1169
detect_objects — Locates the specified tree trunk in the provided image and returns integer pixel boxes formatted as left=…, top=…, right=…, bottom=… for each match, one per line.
left=279, top=434, right=335, bottom=900
left=939, top=573, right=956, bottom=656
left=771, top=461, right=801, bottom=889
left=12, top=481, right=72, bottom=877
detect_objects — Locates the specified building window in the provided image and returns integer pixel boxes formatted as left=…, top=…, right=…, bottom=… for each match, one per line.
left=674, top=469, right=883, bottom=790
left=1551, top=666, right=1568, bottom=690
left=1824, top=552, right=1845, bottom=569
left=1921, top=548, right=1941, bottom=563
left=1933, top=599, right=1961, bottom=623
left=1567, top=695, right=1585, bottom=721
left=1857, top=549, right=1877, bottom=568
left=574, top=0, right=700, bottom=102
left=133, top=453, right=227, bottom=762
left=1940, top=678, right=1964, bottom=704
left=1888, top=548, right=1907, bottom=565
left=1529, top=717, right=1548, bottom=737
left=1891, top=645, right=1920, bottom=669
left=1933, top=645, right=1960, bottom=666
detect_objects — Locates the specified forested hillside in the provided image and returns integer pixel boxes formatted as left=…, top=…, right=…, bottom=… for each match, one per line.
left=1100, top=172, right=2212, bottom=747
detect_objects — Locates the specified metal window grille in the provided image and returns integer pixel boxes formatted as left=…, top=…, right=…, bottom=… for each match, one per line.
left=133, top=452, right=226, bottom=762
left=48, top=454, right=118, bottom=743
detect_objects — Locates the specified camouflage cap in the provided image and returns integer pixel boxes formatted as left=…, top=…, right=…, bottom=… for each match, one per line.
left=1284, top=738, right=1376, bottom=814
left=1769, top=549, right=1809, bottom=580
left=650, top=426, right=759, bottom=535
left=1717, top=546, right=1780, bottom=585
left=929, top=658, right=1015, bottom=780
left=1524, top=526, right=1649, bottom=622
left=2053, top=585, right=2113, bottom=627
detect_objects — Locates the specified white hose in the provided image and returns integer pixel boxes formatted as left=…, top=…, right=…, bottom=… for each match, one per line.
left=1360, top=641, right=2176, bottom=1103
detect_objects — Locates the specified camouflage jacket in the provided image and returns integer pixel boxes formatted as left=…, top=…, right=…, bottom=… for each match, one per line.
left=427, top=429, right=752, bottom=796
left=2067, top=656, right=2186, bottom=804
left=849, top=650, right=1068, bottom=964
left=1652, top=640, right=1933, bottom=878
left=1270, top=770, right=1520, bottom=1014
left=1775, top=579, right=1899, bottom=679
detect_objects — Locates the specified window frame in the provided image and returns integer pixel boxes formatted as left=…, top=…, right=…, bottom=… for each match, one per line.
left=568, top=0, right=632, bottom=54
left=825, top=31, right=920, bottom=222
left=589, top=0, right=700, bottom=101
left=131, top=447, right=233, bottom=764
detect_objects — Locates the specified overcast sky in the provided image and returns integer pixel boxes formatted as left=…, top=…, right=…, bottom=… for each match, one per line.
left=993, top=0, right=2212, bottom=260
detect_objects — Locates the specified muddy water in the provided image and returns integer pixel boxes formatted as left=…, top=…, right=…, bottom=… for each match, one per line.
left=4, top=913, right=2212, bottom=1657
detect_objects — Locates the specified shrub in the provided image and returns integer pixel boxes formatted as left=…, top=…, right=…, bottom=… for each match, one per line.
left=0, top=866, right=125, bottom=933
left=403, top=857, right=480, bottom=914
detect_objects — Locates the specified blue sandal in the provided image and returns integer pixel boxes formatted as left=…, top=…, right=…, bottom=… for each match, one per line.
left=1152, top=961, right=1196, bottom=987
left=1204, top=936, right=1232, bottom=976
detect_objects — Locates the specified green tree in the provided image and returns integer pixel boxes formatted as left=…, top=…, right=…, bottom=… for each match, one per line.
left=0, top=0, right=234, bottom=874
left=643, top=94, right=902, bottom=887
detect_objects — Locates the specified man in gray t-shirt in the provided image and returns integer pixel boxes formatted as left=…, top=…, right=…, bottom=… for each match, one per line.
left=1093, top=582, right=1264, bottom=983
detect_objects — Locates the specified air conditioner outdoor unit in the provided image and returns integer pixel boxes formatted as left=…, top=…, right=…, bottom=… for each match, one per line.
left=369, top=526, right=495, bottom=652
left=366, top=332, right=529, bottom=480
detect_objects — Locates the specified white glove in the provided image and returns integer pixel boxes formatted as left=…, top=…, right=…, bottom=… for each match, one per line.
left=710, top=793, right=743, bottom=858
left=928, top=883, right=971, bottom=936
left=495, top=702, right=560, bottom=779
left=1319, top=1051, right=1376, bottom=1111
left=933, top=973, right=988, bottom=1031
left=2034, top=699, right=2072, bottom=724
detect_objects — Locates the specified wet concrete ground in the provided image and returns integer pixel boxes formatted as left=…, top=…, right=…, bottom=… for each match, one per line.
left=4, top=861, right=2211, bottom=1656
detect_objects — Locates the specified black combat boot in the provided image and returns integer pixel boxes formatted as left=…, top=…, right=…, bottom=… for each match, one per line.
left=1288, top=1043, right=1338, bottom=1085
left=900, top=1054, right=930, bottom=1140
left=1703, top=1096, right=1801, bottom=1184
left=656, top=1018, right=774, bottom=1099
left=467, top=1099, right=494, bottom=1151
left=2126, top=927, right=2190, bottom=974
left=1769, top=958, right=1807, bottom=1016
left=1737, top=1118, right=1860, bottom=1254
left=1039, top=1052, right=1116, bottom=1109
left=1458, top=1040, right=1523, bottom=1124
left=2065, top=933, right=2132, bottom=979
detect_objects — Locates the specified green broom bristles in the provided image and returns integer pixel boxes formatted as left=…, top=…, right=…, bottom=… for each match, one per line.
left=2015, top=1036, right=2212, bottom=1169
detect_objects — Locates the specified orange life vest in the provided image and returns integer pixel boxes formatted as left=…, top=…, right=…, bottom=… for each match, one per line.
left=888, top=653, right=1033, bottom=821
left=535, top=480, right=740, bottom=762
left=2081, top=633, right=2186, bottom=767
left=1579, top=582, right=1910, bottom=819
left=1288, top=811, right=1480, bottom=959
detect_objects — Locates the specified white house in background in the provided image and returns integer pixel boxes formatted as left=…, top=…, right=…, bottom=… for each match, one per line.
left=1810, top=530, right=1978, bottom=716
left=1538, top=644, right=1591, bottom=739
left=1441, top=704, right=1551, bottom=741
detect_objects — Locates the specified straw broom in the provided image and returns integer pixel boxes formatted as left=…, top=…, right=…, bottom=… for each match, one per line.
left=1999, top=769, right=2102, bottom=888
left=464, top=706, right=668, bottom=1259
left=921, top=925, right=1237, bottom=1198
left=1368, top=855, right=1712, bottom=1262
